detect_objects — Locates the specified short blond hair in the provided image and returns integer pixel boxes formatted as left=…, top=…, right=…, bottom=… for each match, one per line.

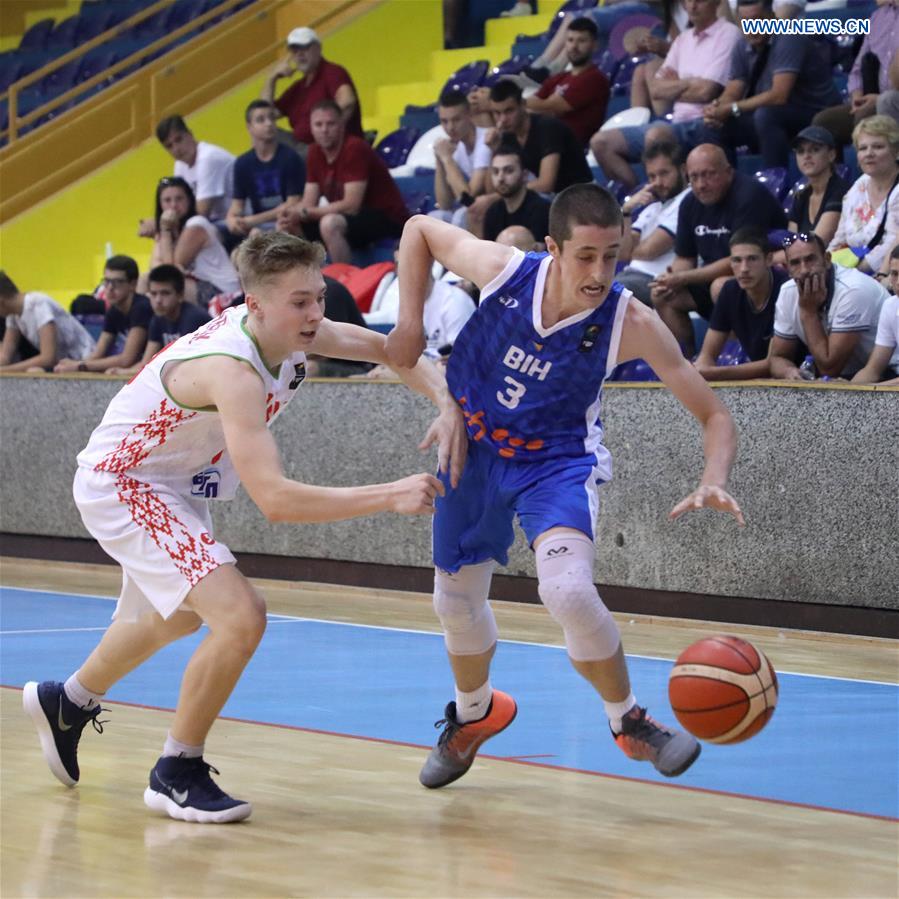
left=235, top=231, right=326, bottom=293
left=852, top=115, right=899, bottom=152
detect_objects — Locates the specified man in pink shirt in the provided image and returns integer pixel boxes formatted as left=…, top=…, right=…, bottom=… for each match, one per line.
left=526, top=16, right=609, bottom=146
left=591, top=0, right=740, bottom=188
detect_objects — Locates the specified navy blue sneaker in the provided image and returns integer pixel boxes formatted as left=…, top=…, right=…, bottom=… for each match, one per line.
left=23, top=681, right=106, bottom=787
left=144, top=755, right=252, bottom=824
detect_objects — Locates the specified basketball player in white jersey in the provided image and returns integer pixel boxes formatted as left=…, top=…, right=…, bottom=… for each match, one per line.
left=23, top=231, right=467, bottom=823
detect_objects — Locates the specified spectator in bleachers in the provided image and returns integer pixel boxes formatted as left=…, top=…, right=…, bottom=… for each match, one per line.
left=305, top=275, right=375, bottom=378
left=54, top=256, right=152, bottom=374
left=482, top=143, right=552, bottom=243
left=281, top=100, right=409, bottom=264
left=495, top=225, right=540, bottom=252
left=852, top=245, right=899, bottom=385
left=487, top=80, right=592, bottom=195
left=107, top=265, right=211, bottom=377
left=852, top=246, right=899, bottom=387
left=0, top=272, right=95, bottom=372
left=466, top=86, right=497, bottom=129
left=524, top=17, right=609, bottom=147
left=145, top=115, right=235, bottom=232
left=813, top=0, right=899, bottom=147
left=696, top=0, right=842, bottom=170
left=591, top=0, right=740, bottom=189
left=693, top=227, right=785, bottom=379
left=430, top=91, right=491, bottom=228
left=262, top=27, right=362, bottom=158
left=148, top=177, right=241, bottom=306
left=828, top=116, right=899, bottom=279
left=770, top=232, right=887, bottom=379
left=225, top=101, right=305, bottom=240
left=650, top=143, right=787, bottom=353
left=616, top=141, right=689, bottom=305
left=786, top=126, right=849, bottom=249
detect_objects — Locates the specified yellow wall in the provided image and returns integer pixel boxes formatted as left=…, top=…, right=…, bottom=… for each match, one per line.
left=0, top=0, right=442, bottom=303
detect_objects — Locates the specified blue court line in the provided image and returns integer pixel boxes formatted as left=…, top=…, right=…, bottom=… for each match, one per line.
left=2, top=587, right=897, bottom=820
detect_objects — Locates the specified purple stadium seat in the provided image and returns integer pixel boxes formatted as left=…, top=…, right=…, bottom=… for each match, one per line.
left=46, top=17, right=80, bottom=52
left=754, top=167, right=789, bottom=202
left=546, top=0, right=599, bottom=39
left=440, top=60, right=489, bottom=97
left=19, top=18, right=56, bottom=52
left=375, top=127, right=422, bottom=169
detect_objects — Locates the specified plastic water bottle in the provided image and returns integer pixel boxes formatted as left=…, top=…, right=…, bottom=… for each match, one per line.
left=799, top=354, right=816, bottom=380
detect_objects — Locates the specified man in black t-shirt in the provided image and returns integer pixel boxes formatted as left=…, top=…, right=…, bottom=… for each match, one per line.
left=651, top=144, right=786, bottom=353
left=54, top=255, right=152, bottom=374
left=694, top=226, right=787, bottom=379
left=306, top=275, right=374, bottom=377
left=487, top=80, right=592, bottom=194
left=483, top=145, right=551, bottom=243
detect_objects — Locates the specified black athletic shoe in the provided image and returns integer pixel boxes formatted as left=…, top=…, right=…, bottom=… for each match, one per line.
left=613, top=705, right=701, bottom=777
left=23, top=680, right=106, bottom=787
left=144, top=755, right=252, bottom=824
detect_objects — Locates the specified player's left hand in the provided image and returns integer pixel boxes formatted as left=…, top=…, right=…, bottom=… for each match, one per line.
left=669, top=485, right=745, bottom=525
left=419, top=402, right=468, bottom=488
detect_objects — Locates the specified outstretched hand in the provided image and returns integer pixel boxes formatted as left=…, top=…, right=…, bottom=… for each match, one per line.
left=669, top=485, right=745, bottom=525
left=419, top=402, right=468, bottom=488
left=389, top=473, right=445, bottom=515
left=385, top=322, right=426, bottom=369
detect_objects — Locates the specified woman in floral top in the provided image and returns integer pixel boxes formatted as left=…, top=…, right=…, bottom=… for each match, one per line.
left=828, top=115, right=899, bottom=281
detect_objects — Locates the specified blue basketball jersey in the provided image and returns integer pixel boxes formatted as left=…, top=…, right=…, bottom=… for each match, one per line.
left=446, top=250, right=629, bottom=472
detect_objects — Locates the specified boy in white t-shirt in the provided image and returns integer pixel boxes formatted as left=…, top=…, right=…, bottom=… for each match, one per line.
left=0, top=272, right=95, bottom=371
left=23, top=232, right=466, bottom=825
left=852, top=246, right=899, bottom=385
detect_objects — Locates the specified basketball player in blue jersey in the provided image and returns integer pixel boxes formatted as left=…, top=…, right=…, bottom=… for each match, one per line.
left=387, top=183, right=745, bottom=788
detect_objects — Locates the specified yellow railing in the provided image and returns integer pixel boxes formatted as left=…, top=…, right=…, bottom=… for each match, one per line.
left=0, top=0, right=371, bottom=223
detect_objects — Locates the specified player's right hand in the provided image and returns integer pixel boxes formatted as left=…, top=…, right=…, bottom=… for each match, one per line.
left=385, top=323, right=426, bottom=369
left=389, top=473, right=445, bottom=515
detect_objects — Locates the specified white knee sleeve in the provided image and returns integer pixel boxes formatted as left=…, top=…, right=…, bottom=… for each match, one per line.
left=433, top=561, right=498, bottom=656
left=536, top=533, right=620, bottom=662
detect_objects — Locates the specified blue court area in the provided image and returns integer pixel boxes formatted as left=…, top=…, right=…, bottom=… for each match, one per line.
left=2, top=587, right=897, bottom=820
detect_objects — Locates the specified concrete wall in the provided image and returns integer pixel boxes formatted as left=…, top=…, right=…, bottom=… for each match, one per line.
left=1, top=375, right=897, bottom=610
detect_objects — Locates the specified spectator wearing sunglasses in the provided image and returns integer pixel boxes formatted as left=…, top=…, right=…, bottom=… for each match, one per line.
left=769, top=232, right=888, bottom=379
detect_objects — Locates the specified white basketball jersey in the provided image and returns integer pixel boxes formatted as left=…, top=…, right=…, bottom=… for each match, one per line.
left=76, top=307, right=308, bottom=500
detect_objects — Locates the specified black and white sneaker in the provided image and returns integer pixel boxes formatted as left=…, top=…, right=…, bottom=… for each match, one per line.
left=144, top=755, right=252, bottom=824
left=23, top=680, right=106, bottom=787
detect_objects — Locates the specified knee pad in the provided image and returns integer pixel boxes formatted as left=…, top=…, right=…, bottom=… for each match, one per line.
left=536, top=534, right=620, bottom=662
left=433, top=561, right=497, bottom=656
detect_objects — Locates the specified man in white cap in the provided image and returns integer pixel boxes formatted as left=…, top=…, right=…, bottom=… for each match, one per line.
left=261, top=26, right=363, bottom=158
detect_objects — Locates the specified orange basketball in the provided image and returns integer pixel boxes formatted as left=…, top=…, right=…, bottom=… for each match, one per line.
left=668, top=636, right=778, bottom=744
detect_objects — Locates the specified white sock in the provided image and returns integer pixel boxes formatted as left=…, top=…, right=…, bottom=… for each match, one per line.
left=605, top=693, right=637, bottom=735
left=455, top=680, right=493, bottom=724
left=63, top=673, right=103, bottom=710
left=162, top=733, right=204, bottom=759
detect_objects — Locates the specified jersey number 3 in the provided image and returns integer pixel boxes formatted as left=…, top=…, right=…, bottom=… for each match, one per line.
left=497, top=376, right=526, bottom=410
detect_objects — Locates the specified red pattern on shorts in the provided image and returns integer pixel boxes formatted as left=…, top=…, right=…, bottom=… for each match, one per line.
left=95, top=399, right=196, bottom=474
left=114, top=474, right=220, bottom=586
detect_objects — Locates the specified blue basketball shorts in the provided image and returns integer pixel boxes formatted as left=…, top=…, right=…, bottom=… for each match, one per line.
left=433, top=442, right=607, bottom=573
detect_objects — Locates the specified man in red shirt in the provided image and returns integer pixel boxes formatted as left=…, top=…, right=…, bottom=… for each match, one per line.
left=261, top=27, right=363, bottom=157
left=526, top=17, right=609, bottom=147
left=281, top=99, right=409, bottom=263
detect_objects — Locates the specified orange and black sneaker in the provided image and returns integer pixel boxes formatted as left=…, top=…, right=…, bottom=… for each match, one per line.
left=419, top=690, right=517, bottom=789
left=613, top=705, right=700, bottom=777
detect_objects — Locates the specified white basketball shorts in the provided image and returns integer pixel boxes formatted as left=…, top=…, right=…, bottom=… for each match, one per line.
left=73, top=467, right=236, bottom=622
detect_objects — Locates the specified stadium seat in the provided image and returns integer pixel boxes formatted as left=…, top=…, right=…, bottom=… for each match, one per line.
left=19, top=18, right=56, bottom=52
left=546, top=0, right=599, bottom=39
left=754, top=167, right=789, bottom=201
left=46, top=17, right=81, bottom=53
left=441, top=59, right=490, bottom=97
left=375, top=127, right=421, bottom=169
